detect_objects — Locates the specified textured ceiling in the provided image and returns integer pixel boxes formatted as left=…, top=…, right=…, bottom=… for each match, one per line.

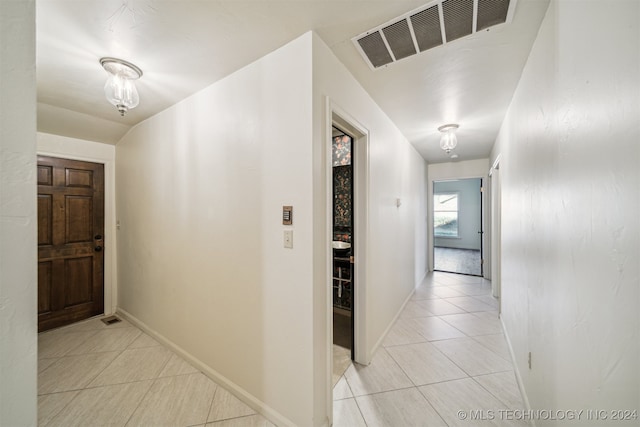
left=36, top=0, right=549, bottom=163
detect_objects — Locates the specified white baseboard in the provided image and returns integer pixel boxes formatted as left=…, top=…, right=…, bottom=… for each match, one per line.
left=500, top=315, right=535, bottom=427
left=116, top=308, right=296, bottom=427
left=368, top=284, right=417, bottom=363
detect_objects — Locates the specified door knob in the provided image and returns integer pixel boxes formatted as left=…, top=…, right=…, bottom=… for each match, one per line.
left=95, top=246, right=103, bottom=252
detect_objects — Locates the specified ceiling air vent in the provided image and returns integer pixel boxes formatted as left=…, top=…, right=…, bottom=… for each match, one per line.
left=353, top=0, right=517, bottom=70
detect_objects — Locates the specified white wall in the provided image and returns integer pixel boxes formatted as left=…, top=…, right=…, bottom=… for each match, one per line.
left=0, top=0, right=38, bottom=425
left=434, top=179, right=482, bottom=250
left=427, top=159, right=489, bottom=274
left=116, top=34, right=314, bottom=426
left=492, top=1, right=639, bottom=423
left=312, top=33, right=429, bottom=368
left=37, top=133, right=118, bottom=316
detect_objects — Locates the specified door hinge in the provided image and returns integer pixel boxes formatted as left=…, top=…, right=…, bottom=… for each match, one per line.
left=480, top=186, right=484, bottom=193
left=350, top=256, right=354, bottom=264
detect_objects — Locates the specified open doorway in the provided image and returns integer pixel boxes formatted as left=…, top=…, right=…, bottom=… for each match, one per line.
left=433, top=178, right=483, bottom=276
left=331, top=125, right=354, bottom=386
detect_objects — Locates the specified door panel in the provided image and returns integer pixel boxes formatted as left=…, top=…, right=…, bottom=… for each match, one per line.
left=37, top=156, right=104, bottom=332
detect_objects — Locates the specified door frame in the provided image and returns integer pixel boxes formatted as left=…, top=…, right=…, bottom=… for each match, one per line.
left=489, top=155, right=501, bottom=308
left=431, top=177, right=485, bottom=276
left=428, top=170, right=489, bottom=277
left=325, top=99, right=370, bottom=414
left=37, top=148, right=117, bottom=318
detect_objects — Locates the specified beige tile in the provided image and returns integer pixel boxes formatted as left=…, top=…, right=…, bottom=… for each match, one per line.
left=356, top=388, right=447, bottom=427
left=39, top=331, right=97, bottom=359
left=89, top=346, right=173, bottom=387
left=206, top=414, right=275, bottom=426
left=433, top=337, right=512, bottom=376
left=127, top=332, right=160, bottom=349
left=473, top=311, right=501, bottom=323
left=158, top=352, right=199, bottom=378
left=431, top=272, right=464, bottom=286
left=449, top=284, right=493, bottom=296
left=38, top=391, right=78, bottom=426
left=344, top=348, right=413, bottom=396
left=473, top=294, right=500, bottom=309
left=46, top=381, right=153, bottom=427
left=386, top=342, right=467, bottom=385
left=474, top=371, right=525, bottom=410
left=333, top=376, right=353, bottom=400
left=53, top=317, right=133, bottom=334
left=408, top=317, right=466, bottom=341
left=38, top=352, right=119, bottom=394
left=473, top=334, right=512, bottom=360
left=439, top=313, right=503, bottom=336
left=431, top=286, right=467, bottom=298
left=418, top=299, right=466, bottom=316
left=444, top=296, right=496, bottom=312
left=419, top=378, right=527, bottom=427
left=399, top=301, right=434, bottom=319
left=411, top=286, right=439, bottom=300
left=332, top=398, right=366, bottom=427
left=208, top=387, right=256, bottom=422
left=382, top=318, right=426, bottom=347
left=66, top=327, right=141, bottom=355
left=126, top=372, right=217, bottom=426
left=333, top=345, right=352, bottom=386
left=39, top=358, right=59, bottom=373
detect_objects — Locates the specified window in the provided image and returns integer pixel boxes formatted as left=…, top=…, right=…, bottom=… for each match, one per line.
left=434, top=193, right=458, bottom=237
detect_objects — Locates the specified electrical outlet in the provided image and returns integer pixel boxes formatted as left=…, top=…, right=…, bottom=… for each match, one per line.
left=528, top=352, right=532, bottom=369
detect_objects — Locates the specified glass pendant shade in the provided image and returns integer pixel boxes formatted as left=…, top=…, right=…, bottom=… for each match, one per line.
left=438, top=124, right=459, bottom=153
left=100, top=58, right=142, bottom=116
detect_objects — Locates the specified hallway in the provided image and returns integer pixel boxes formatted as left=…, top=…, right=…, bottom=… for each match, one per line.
left=333, top=272, right=526, bottom=426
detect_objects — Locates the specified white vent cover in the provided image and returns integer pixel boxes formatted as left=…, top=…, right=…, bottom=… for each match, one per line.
left=353, top=0, right=517, bottom=70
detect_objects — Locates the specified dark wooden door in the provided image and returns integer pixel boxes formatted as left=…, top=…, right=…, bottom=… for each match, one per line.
left=37, top=156, right=105, bottom=332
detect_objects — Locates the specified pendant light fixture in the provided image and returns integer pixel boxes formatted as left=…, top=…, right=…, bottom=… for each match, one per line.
left=99, top=57, right=143, bottom=116
left=438, top=123, right=459, bottom=154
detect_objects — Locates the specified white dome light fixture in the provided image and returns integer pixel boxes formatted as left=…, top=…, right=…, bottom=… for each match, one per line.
left=100, top=57, right=143, bottom=116
left=438, top=123, right=459, bottom=154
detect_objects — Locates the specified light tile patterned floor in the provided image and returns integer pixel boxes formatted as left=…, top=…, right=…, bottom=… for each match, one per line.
left=39, top=271, right=524, bottom=426
left=38, top=318, right=273, bottom=427
left=333, top=271, right=529, bottom=427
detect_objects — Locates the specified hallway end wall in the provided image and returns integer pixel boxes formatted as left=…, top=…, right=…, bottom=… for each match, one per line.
left=427, top=159, right=490, bottom=276
left=493, top=0, right=639, bottom=420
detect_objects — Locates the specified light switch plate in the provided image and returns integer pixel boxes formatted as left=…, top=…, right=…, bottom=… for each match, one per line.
left=284, top=230, right=293, bottom=248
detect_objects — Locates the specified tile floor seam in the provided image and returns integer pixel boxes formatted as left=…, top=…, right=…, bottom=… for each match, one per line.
left=41, top=391, right=82, bottom=427
left=424, top=337, right=478, bottom=380
left=415, top=386, right=452, bottom=427
left=351, top=394, right=371, bottom=427
left=431, top=339, right=514, bottom=379
left=469, top=374, right=519, bottom=413
left=205, top=384, right=220, bottom=423
left=434, top=314, right=473, bottom=339
left=123, top=377, right=158, bottom=427
left=350, top=384, right=418, bottom=398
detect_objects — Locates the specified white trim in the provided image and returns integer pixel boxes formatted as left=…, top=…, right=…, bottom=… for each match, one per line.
left=116, top=308, right=296, bottom=427
left=36, top=149, right=117, bottom=317
left=329, top=101, right=370, bottom=365
left=500, top=315, right=534, bottom=427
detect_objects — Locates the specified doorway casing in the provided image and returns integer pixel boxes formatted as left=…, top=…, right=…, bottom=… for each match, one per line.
left=325, top=99, right=369, bottom=422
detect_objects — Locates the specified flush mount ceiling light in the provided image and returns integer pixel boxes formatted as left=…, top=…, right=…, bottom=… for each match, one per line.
left=438, top=123, right=459, bottom=154
left=99, top=57, right=143, bottom=116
